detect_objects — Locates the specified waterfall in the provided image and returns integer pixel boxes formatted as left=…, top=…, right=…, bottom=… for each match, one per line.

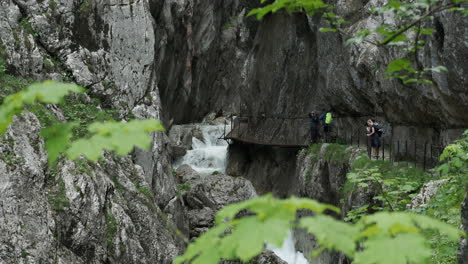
left=268, top=232, right=309, bottom=264
left=174, top=124, right=229, bottom=175
left=175, top=122, right=309, bottom=263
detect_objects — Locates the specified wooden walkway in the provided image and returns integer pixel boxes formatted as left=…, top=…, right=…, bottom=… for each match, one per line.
left=223, top=134, right=308, bottom=148
left=219, top=116, right=446, bottom=171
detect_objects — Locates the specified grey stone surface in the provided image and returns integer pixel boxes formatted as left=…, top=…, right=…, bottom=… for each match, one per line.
left=291, top=144, right=365, bottom=263
left=168, top=124, right=204, bottom=151
left=226, top=143, right=300, bottom=198
left=408, top=179, right=449, bottom=210
left=178, top=165, right=257, bottom=211
left=175, top=165, right=256, bottom=239
left=153, top=0, right=467, bottom=141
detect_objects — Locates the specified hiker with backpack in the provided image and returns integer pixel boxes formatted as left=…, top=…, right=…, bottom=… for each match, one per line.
left=366, top=119, right=381, bottom=159
left=320, top=109, right=333, bottom=143
left=308, top=111, right=319, bottom=143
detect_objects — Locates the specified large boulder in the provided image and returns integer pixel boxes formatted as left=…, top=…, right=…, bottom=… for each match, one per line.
left=175, top=165, right=256, bottom=239
left=168, top=125, right=205, bottom=159
left=407, top=179, right=449, bottom=210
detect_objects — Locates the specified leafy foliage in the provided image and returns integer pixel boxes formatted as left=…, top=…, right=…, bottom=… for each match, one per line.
left=422, top=131, right=468, bottom=263
left=60, top=94, right=120, bottom=139
left=0, top=80, right=83, bottom=134
left=0, top=81, right=165, bottom=166
left=177, top=134, right=467, bottom=263
left=65, top=119, right=164, bottom=162
left=175, top=195, right=462, bottom=264
left=346, top=165, right=422, bottom=212
left=343, top=155, right=429, bottom=217
left=175, top=194, right=337, bottom=264
left=247, top=0, right=329, bottom=20
left=40, top=123, right=76, bottom=165
left=344, top=131, right=468, bottom=263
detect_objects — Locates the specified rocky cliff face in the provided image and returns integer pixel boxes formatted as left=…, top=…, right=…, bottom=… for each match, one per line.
left=0, top=113, right=184, bottom=263
left=152, top=0, right=467, bottom=141
left=0, top=0, right=181, bottom=262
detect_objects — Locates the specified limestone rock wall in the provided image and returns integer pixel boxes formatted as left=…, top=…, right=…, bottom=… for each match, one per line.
left=0, top=0, right=182, bottom=262
left=0, top=113, right=184, bottom=263
left=153, top=0, right=467, bottom=141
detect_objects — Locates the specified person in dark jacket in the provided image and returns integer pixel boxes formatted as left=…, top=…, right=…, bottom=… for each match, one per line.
left=308, top=111, right=319, bottom=143
left=366, top=119, right=381, bottom=159
left=319, top=109, right=333, bottom=143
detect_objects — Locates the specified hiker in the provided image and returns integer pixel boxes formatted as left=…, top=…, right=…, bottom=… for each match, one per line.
left=366, top=119, right=381, bottom=159
left=320, top=109, right=333, bottom=143
left=308, top=111, right=319, bottom=143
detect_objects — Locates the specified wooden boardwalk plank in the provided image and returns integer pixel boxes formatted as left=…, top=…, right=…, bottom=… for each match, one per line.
left=223, top=135, right=308, bottom=148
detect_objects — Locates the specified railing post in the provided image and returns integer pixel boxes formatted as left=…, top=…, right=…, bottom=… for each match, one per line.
left=423, top=141, right=427, bottom=171
left=382, top=138, right=385, bottom=160
left=430, top=144, right=433, bottom=167
left=367, top=136, right=371, bottom=158
left=414, top=141, right=417, bottom=168
left=390, top=139, right=393, bottom=163
left=405, top=140, right=408, bottom=166
left=223, top=120, right=227, bottom=138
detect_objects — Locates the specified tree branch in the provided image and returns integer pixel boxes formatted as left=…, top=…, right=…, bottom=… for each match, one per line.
left=379, top=3, right=457, bottom=46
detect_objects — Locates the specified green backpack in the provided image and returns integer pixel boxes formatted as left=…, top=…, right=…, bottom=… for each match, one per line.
left=325, top=112, right=333, bottom=124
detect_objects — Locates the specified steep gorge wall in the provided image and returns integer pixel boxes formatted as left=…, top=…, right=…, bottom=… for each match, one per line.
left=153, top=0, right=467, bottom=141
left=0, top=0, right=183, bottom=262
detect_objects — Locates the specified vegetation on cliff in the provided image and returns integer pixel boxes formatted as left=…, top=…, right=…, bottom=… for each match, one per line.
left=176, top=132, right=467, bottom=263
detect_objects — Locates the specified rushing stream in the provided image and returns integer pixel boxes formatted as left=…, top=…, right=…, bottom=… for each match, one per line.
left=174, top=124, right=229, bottom=174
left=175, top=122, right=308, bottom=264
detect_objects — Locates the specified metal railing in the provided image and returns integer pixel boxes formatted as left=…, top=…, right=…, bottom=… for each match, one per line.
left=221, top=116, right=447, bottom=171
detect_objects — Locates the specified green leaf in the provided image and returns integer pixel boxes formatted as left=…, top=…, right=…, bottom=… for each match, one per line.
left=40, top=123, right=77, bottom=165
left=360, top=212, right=462, bottom=239
left=385, top=33, right=407, bottom=44
left=233, top=218, right=267, bottom=261
left=174, top=223, right=228, bottom=264
left=409, top=214, right=462, bottom=241
left=300, top=215, right=358, bottom=257
left=66, top=119, right=164, bottom=162
left=319, top=27, right=337, bottom=32
left=425, top=66, right=448, bottom=73
left=386, top=59, right=412, bottom=74
left=375, top=25, right=393, bottom=36
left=26, top=81, right=84, bottom=104
left=354, top=233, right=431, bottom=264
left=418, top=28, right=433, bottom=35
left=0, top=81, right=84, bottom=134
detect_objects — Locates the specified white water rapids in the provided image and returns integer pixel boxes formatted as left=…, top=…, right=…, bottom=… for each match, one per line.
left=174, top=124, right=229, bottom=174
left=174, top=122, right=309, bottom=264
